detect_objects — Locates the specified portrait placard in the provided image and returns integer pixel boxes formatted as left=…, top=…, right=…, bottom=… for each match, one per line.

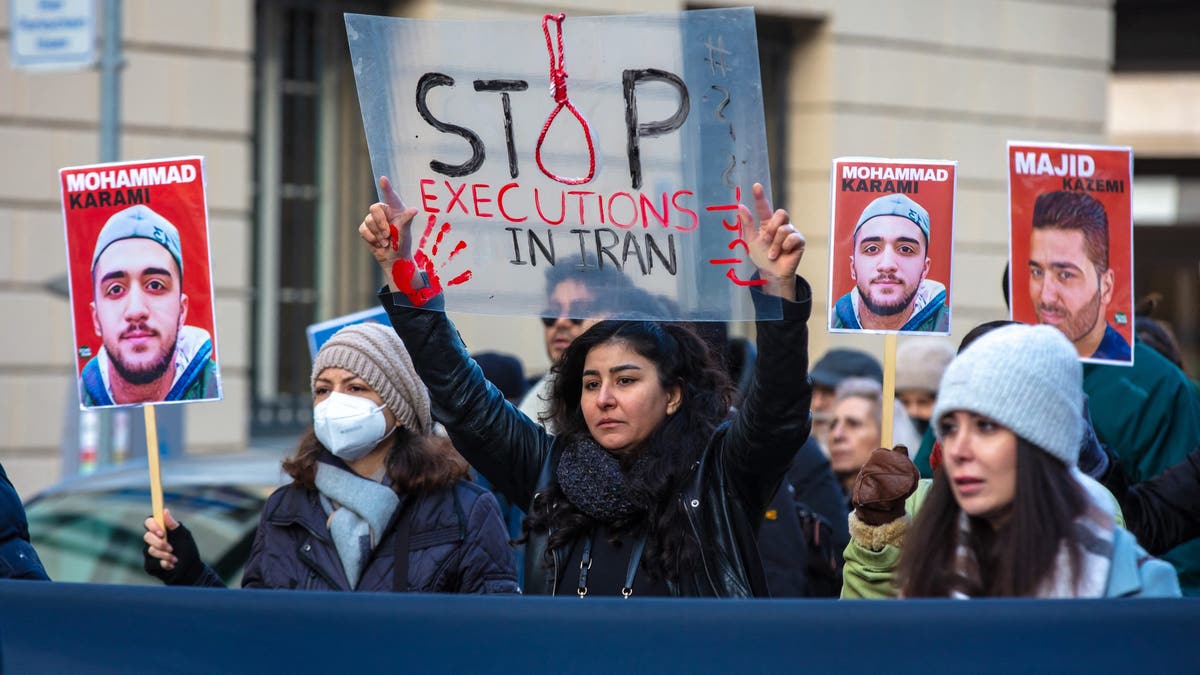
left=1008, top=142, right=1134, bottom=366
left=828, top=157, right=956, bottom=335
left=60, top=156, right=223, bottom=408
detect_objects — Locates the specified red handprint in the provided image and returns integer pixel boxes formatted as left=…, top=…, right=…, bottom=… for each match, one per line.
left=391, top=214, right=472, bottom=307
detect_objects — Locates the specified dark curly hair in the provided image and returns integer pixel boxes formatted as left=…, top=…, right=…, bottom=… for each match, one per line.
left=283, top=427, right=469, bottom=496
left=522, top=319, right=734, bottom=583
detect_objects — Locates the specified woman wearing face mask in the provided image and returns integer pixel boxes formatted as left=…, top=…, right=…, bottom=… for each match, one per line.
left=142, top=323, right=518, bottom=593
left=360, top=180, right=812, bottom=597
left=849, top=324, right=1179, bottom=598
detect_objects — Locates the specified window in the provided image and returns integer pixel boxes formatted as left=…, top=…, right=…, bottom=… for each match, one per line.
left=252, top=0, right=386, bottom=437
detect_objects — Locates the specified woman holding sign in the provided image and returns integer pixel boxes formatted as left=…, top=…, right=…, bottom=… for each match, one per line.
left=361, top=178, right=811, bottom=597
left=142, top=323, right=518, bottom=593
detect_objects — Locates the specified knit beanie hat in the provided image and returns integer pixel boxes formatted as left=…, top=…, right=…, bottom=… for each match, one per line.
left=894, top=339, right=956, bottom=393
left=932, top=324, right=1082, bottom=466
left=311, top=323, right=432, bottom=435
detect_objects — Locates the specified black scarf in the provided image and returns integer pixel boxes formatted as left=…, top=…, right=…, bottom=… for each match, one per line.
left=556, top=436, right=650, bottom=523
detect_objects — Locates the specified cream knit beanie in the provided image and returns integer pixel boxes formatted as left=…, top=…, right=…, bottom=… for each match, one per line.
left=311, top=322, right=432, bottom=435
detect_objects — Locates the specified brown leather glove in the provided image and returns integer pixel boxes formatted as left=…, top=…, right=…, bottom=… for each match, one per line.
left=852, top=446, right=919, bottom=526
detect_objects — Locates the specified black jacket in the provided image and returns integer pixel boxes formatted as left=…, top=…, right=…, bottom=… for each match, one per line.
left=379, top=279, right=813, bottom=597
left=758, top=437, right=849, bottom=597
left=1106, top=445, right=1200, bottom=556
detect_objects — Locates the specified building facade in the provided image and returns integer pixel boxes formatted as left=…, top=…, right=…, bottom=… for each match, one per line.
left=1, top=0, right=1123, bottom=495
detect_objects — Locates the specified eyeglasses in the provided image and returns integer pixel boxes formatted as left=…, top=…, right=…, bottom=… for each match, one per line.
left=540, top=315, right=585, bottom=328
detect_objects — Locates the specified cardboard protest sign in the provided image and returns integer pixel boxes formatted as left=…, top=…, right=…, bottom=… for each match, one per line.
left=1008, top=142, right=1134, bottom=366
left=828, top=158, right=956, bottom=335
left=346, top=8, right=779, bottom=321
left=306, top=307, right=389, bottom=361
left=60, top=156, right=223, bottom=408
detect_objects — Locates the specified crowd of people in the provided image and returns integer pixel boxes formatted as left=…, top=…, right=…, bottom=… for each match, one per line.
left=3, top=177, right=1196, bottom=603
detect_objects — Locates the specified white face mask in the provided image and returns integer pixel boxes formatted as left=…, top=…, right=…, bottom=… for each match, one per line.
left=312, top=391, right=393, bottom=462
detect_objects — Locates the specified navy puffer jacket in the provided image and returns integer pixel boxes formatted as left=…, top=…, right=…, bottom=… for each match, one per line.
left=0, top=462, right=48, bottom=580
left=213, top=478, right=518, bottom=593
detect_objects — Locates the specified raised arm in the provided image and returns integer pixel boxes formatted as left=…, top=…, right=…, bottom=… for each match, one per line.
left=359, top=177, right=550, bottom=508
left=718, top=184, right=814, bottom=512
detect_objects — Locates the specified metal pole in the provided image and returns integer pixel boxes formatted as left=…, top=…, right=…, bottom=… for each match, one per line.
left=99, top=0, right=122, bottom=162
left=78, top=0, right=123, bottom=473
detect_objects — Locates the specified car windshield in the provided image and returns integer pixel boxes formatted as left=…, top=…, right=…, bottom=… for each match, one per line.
left=27, top=484, right=268, bottom=586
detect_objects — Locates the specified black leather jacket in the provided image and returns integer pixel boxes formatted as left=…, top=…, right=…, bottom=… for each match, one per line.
left=379, top=278, right=813, bottom=597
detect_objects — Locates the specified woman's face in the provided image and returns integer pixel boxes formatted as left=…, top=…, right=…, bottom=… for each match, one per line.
left=580, top=340, right=681, bottom=456
left=939, top=410, right=1018, bottom=524
left=313, top=367, right=397, bottom=430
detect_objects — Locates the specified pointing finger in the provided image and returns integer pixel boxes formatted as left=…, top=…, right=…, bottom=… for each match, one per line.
left=752, top=183, right=773, bottom=223
left=379, top=175, right=407, bottom=212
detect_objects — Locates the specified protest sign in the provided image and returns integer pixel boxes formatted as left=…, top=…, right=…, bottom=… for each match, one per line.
left=346, top=7, right=778, bottom=321
left=828, top=158, right=956, bottom=335
left=60, top=156, right=223, bottom=408
left=1008, top=142, right=1134, bottom=366
left=306, top=307, right=389, bottom=360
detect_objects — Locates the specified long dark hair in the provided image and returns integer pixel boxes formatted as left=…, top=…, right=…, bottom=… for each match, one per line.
left=523, top=319, right=734, bottom=582
left=898, top=437, right=1087, bottom=597
left=283, top=427, right=469, bottom=496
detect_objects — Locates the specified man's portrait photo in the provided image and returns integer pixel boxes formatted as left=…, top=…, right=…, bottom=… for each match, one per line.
left=1025, top=191, right=1131, bottom=362
left=61, top=157, right=222, bottom=408
left=828, top=160, right=956, bottom=336
left=1008, top=143, right=1134, bottom=365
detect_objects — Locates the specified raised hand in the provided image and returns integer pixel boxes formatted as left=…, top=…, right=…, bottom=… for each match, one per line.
left=738, top=183, right=804, bottom=300
left=359, top=175, right=472, bottom=307
left=360, top=175, right=418, bottom=280
left=852, top=447, right=920, bottom=526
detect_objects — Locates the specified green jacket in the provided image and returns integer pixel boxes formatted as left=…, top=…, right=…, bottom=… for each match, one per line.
left=841, top=479, right=1132, bottom=599
left=1084, top=341, right=1200, bottom=595
left=841, top=480, right=930, bottom=599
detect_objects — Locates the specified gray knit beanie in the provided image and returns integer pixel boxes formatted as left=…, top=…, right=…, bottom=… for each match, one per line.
left=932, top=324, right=1082, bottom=466
left=895, top=339, right=956, bottom=393
left=311, top=323, right=432, bottom=435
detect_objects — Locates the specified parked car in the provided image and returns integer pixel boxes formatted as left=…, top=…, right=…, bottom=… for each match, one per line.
left=24, top=451, right=289, bottom=586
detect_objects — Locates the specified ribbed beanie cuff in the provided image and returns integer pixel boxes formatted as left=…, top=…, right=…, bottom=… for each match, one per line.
left=933, top=324, right=1082, bottom=466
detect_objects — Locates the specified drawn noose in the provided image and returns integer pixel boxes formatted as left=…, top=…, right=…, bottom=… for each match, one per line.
left=534, top=13, right=596, bottom=185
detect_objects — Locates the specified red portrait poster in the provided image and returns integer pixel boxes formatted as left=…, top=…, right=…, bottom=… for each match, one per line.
left=1008, top=142, right=1134, bottom=366
left=60, top=156, right=223, bottom=408
left=828, top=158, right=956, bottom=335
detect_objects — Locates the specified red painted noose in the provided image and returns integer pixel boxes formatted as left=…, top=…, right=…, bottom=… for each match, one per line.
left=535, top=13, right=596, bottom=185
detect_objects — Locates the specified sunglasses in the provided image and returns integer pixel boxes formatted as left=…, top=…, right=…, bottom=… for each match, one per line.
left=540, top=315, right=585, bottom=328
left=540, top=300, right=599, bottom=328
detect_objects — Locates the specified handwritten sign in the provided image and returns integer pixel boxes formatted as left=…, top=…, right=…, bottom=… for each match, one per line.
left=1008, top=141, right=1134, bottom=366
left=346, top=8, right=778, bottom=321
left=59, top=157, right=223, bottom=408
left=828, top=158, right=956, bottom=335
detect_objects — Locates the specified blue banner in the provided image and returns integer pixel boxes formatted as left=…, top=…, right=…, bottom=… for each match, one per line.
left=1, top=580, right=1197, bottom=674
